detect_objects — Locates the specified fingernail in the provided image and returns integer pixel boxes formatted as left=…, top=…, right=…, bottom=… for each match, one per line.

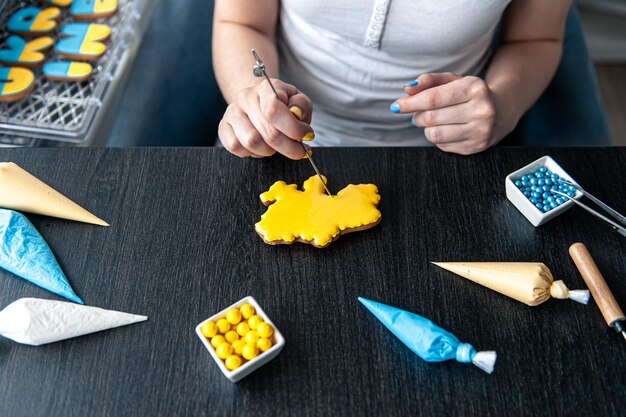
left=301, top=147, right=313, bottom=159
left=404, top=80, right=418, bottom=87
left=411, top=117, right=416, bottom=127
left=390, top=102, right=400, bottom=113
left=302, top=131, right=315, bottom=141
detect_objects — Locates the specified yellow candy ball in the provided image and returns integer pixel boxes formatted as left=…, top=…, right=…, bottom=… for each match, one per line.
left=257, top=338, right=272, bottom=352
left=211, top=335, right=226, bottom=349
left=236, top=322, right=250, bottom=336
left=239, top=303, right=255, bottom=319
left=225, top=330, right=239, bottom=343
left=244, top=330, right=259, bottom=345
left=226, top=308, right=242, bottom=325
left=232, top=339, right=246, bottom=356
left=225, top=355, right=242, bottom=370
left=216, top=318, right=231, bottom=334
left=248, top=315, right=264, bottom=330
left=216, top=342, right=233, bottom=360
left=200, top=321, right=218, bottom=338
left=242, top=343, right=259, bottom=360
left=256, top=322, right=273, bottom=339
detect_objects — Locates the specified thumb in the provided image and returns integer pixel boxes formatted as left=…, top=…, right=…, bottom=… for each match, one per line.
left=403, top=72, right=462, bottom=95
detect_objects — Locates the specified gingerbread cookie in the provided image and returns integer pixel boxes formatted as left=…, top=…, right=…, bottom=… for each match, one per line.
left=7, top=7, right=60, bottom=36
left=0, top=36, right=54, bottom=67
left=0, top=67, right=36, bottom=102
left=55, top=23, right=110, bottom=61
left=255, top=175, right=381, bottom=248
left=43, top=61, right=93, bottom=81
left=71, top=0, right=117, bottom=20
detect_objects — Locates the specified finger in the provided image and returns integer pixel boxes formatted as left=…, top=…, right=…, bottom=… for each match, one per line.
left=287, top=93, right=313, bottom=124
left=219, top=120, right=253, bottom=158
left=436, top=140, right=488, bottom=156
left=245, top=100, right=308, bottom=160
left=228, top=109, right=276, bottom=157
left=403, top=72, right=461, bottom=95
left=260, top=93, right=315, bottom=141
left=394, top=79, right=471, bottom=113
left=424, top=124, right=470, bottom=145
left=412, top=103, right=474, bottom=127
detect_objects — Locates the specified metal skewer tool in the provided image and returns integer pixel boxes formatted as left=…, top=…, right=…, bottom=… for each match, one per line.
left=569, top=243, right=626, bottom=341
left=251, top=49, right=332, bottom=196
left=552, top=190, right=626, bottom=238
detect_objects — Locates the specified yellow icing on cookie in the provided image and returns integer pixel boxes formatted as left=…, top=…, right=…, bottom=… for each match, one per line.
left=80, top=24, right=110, bottom=55
left=255, top=175, right=381, bottom=247
left=18, top=37, right=54, bottom=63
left=31, top=7, right=60, bottom=32
left=67, top=62, right=92, bottom=77
left=1, top=67, right=35, bottom=95
left=94, top=0, right=117, bottom=13
left=48, top=0, right=73, bottom=6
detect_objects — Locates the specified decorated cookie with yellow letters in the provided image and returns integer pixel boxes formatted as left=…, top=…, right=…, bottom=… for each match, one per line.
left=0, top=36, right=54, bottom=67
left=7, top=7, right=60, bottom=36
left=43, top=61, right=93, bottom=81
left=71, top=0, right=117, bottom=20
left=255, top=175, right=381, bottom=248
left=0, top=67, right=36, bottom=102
left=43, top=0, right=73, bottom=7
left=55, top=23, right=110, bottom=61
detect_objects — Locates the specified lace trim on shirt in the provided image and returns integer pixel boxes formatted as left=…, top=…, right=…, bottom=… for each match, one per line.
left=364, top=0, right=391, bottom=49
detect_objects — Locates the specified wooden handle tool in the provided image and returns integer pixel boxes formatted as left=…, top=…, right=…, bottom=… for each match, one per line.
left=569, top=243, right=625, bottom=340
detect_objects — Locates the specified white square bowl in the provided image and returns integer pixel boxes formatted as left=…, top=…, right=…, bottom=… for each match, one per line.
left=195, top=296, right=285, bottom=383
left=505, top=155, right=583, bottom=226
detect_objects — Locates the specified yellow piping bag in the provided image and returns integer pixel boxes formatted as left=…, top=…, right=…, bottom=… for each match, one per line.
left=432, top=262, right=590, bottom=306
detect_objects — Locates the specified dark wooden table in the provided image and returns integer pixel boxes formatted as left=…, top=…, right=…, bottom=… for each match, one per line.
left=0, top=147, right=624, bottom=417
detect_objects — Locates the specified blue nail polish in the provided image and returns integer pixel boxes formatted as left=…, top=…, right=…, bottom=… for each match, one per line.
left=411, top=117, right=416, bottom=127
left=404, top=80, right=418, bottom=87
left=390, top=102, right=400, bottom=113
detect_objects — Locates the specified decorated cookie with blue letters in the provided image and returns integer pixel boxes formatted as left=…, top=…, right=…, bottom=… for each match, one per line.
left=71, top=0, right=117, bottom=20
left=0, top=67, right=36, bottom=102
left=43, top=61, right=93, bottom=81
left=7, top=7, right=61, bottom=36
left=55, top=23, right=110, bottom=61
left=0, top=36, right=54, bottom=67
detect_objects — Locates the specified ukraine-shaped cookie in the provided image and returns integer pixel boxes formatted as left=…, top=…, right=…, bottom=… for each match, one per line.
left=255, top=175, right=381, bottom=248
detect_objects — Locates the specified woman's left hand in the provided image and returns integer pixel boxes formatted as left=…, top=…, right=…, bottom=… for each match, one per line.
left=391, top=72, right=514, bottom=155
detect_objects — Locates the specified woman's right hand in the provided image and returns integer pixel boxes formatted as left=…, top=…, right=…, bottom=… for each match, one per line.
left=218, top=79, right=315, bottom=159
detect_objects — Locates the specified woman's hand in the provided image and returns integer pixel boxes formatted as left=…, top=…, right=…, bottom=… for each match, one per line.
left=219, top=79, right=315, bottom=159
left=391, top=73, right=515, bottom=155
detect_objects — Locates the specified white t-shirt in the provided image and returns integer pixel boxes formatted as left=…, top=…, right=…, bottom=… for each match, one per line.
left=278, top=0, right=512, bottom=146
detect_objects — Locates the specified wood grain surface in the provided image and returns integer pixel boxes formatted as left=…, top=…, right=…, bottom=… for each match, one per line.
left=0, top=147, right=624, bottom=417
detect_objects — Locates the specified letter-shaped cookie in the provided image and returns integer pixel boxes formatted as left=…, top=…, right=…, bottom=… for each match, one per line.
left=255, top=175, right=382, bottom=248
left=0, top=36, right=54, bottom=67
left=0, top=67, right=35, bottom=102
left=43, top=61, right=93, bottom=81
left=55, top=23, right=111, bottom=61
left=7, top=7, right=60, bottom=36
left=44, top=0, right=73, bottom=6
left=71, top=0, right=117, bottom=20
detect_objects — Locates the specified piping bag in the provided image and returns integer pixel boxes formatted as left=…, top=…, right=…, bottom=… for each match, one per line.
left=0, top=298, right=147, bottom=346
left=432, top=262, right=590, bottom=307
left=0, top=162, right=108, bottom=226
left=359, top=297, right=497, bottom=373
left=0, top=209, right=83, bottom=304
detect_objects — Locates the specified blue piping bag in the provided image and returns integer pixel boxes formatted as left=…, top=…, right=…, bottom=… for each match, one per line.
left=0, top=209, right=83, bottom=304
left=359, top=297, right=496, bottom=373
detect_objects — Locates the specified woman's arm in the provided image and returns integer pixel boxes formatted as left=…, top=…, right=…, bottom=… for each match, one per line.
left=213, top=0, right=314, bottom=159
left=393, top=0, right=572, bottom=155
